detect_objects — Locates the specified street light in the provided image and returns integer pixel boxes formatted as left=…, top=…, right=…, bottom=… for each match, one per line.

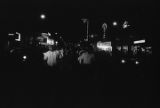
left=121, top=59, right=126, bottom=64
left=135, top=60, right=139, bottom=65
left=81, top=18, right=89, bottom=41
left=113, top=21, right=118, bottom=26
left=23, top=55, right=27, bottom=61
left=40, top=14, right=46, bottom=20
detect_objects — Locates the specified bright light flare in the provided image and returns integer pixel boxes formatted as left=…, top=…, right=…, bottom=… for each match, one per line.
left=23, top=55, right=27, bottom=61
left=113, top=21, right=118, bottom=26
left=40, top=14, right=46, bottom=19
left=121, top=59, right=126, bottom=64
left=135, top=61, right=139, bottom=65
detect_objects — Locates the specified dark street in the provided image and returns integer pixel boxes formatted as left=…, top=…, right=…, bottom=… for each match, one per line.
left=0, top=0, right=157, bottom=107
left=1, top=54, right=155, bottom=108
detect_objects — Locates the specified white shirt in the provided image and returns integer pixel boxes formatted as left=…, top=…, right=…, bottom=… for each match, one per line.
left=78, top=52, right=95, bottom=64
left=43, top=50, right=59, bottom=66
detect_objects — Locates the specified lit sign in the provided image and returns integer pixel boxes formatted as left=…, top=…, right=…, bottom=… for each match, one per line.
left=8, top=32, right=21, bottom=41
left=15, top=32, right=21, bottom=41
left=47, top=38, right=54, bottom=45
left=38, top=32, right=55, bottom=45
left=8, top=33, right=14, bottom=36
left=134, top=40, right=145, bottom=44
left=97, top=41, right=112, bottom=51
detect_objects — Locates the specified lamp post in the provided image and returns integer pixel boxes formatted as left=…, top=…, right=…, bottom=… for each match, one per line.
left=81, top=18, right=89, bottom=41
left=102, top=22, right=107, bottom=39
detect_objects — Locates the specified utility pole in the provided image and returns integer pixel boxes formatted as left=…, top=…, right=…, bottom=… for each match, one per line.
left=81, top=18, right=89, bottom=41
left=102, top=22, right=107, bottom=39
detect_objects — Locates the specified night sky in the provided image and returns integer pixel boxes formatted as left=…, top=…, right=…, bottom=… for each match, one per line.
left=0, top=0, right=157, bottom=41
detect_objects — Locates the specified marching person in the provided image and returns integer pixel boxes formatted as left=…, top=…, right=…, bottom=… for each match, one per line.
left=78, top=50, right=95, bottom=65
left=43, top=45, right=59, bottom=67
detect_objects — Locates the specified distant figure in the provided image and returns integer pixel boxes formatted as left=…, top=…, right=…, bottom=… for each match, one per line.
left=78, top=50, right=95, bottom=64
left=43, top=46, right=58, bottom=66
left=43, top=45, right=64, bottom=67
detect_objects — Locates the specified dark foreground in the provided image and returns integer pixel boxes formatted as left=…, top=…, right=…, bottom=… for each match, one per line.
left=1, top=55, right=157, bottom=108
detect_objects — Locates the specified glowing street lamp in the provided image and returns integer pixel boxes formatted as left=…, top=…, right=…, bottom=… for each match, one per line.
left=135, top=60, right=139, bottom=65
left=23, top=55, right=27, bottom=60
left=113, top=21, right=118, bottom=26
left=40, top=14, right=46, bottom=20
left=121, top=59, right=126, bottom=64
left=22, top=55, right=27, bottom=61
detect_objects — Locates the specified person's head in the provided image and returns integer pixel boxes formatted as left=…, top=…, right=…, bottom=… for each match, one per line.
left=48, top=45, right=53, bottom=51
